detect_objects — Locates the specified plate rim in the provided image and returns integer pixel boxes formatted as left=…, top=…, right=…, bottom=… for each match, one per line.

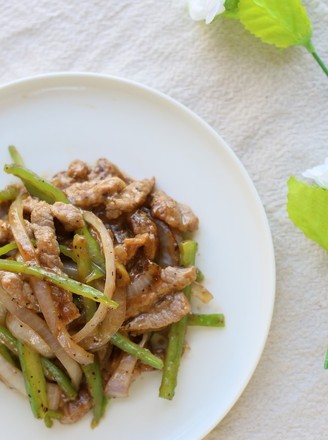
left=0, top=71, right=276, bottom=438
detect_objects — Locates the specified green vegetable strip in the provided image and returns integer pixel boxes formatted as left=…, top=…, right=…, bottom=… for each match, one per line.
left=4, top=163, right=69, bottom=204
left=8, top=146, right=25, bottom=166
left=77, top=222, right=106, bottom=271
left=83, top=360, right=108, bottom=428
left=17, top=341, right=48, bottom=419
left=196, top=267, right=205, bottom=282
left=159, top=240, right=197, bottom=400
left=0, top=242, right=18, bottom=257
left=44, top=410, right=62, bottom=428
left=0, top=325, right=19, bottom=355
left=111, top=333, right=163, bottom=370
left=0, top=259, right=117, bottom=308
left=59, top=244, right=77, bottom=262
left=73, top=234, right=97, bottom=321
left=0, top=325, right=77, bottom=400
left=41, top=358, right=78, bottom=400
left=60, top=244, right=104, bottom=282
left=0, top=186, right=20, bottom=203
left=0, top=344, right=17, bottom=368
left=188, top=313, right=225, bottom=327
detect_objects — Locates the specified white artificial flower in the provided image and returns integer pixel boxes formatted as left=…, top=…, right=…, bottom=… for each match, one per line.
left=188, top=0, right=225, bottom=24
left=303, top=158, right=328, bottom=189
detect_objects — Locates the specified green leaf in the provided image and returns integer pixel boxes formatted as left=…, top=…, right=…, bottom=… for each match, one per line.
left=238, top=0, right=312, bottom=48
left=287, top=176, right=328, bottom=251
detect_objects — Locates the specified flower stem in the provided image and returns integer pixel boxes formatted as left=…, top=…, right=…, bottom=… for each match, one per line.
left=311, top=51, right=328, bottom=77
left=304, top=41, right=328, bottom=78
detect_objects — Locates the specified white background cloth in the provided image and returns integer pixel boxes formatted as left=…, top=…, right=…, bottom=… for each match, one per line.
left=1, top=1, right=328, bottom=438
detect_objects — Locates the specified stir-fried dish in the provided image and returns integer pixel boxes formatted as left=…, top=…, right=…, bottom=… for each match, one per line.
left=0, top=147, right=224, bottom=428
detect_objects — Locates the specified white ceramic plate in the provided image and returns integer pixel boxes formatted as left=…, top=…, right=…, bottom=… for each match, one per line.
left=0, top=73, right=275, bottom=440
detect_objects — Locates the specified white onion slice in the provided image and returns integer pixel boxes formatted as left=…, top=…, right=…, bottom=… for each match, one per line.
left=0, top=354, right=26, bottom=397
left=105, top=334, right=148, bottom=398
left=0, top=286, right=82, bottom=388
left=82, top=287, right=126, bottom=351
left=191, top=281, right=214, bottom=304
left=73, top=211, right=116, bottom=343
left=6, top=313, right=53, bottom=358
left=0, top=302, right=7, bottom=326
left=47, top=382, right=61, bottom=411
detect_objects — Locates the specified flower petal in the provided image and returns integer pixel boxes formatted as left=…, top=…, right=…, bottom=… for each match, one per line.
left=303, top=158, right=328, bottom=189
left=189, top=0, right=225, bottom=23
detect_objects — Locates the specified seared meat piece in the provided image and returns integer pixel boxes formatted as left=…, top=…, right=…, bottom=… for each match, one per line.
left=0, top=219, right=13, bottom=245
left=51, top=171, right=74, bottom=190
left=51, top=160, right=89, bottom=190
left=123, top=292, right=191, bottom=334
left=128, top=209, right=158, bottom=260
left=105, top=178, right=155, bottom=220
left=115, top=233, right=151, bottom=265
left=64, top=177, right=126, bottom=209
left=150, top=190, right=199, bottom=232
left=30, top=201, right=63, bottom=271
left=126, top=264, right=196, bottom=319
left=66, top=160, right=89, bottom=181
left=88, top=158, right=130, bottom=182
left=50, top=285, right=80, bottom=326
left=0, top=271, right=39, bottom=312
left=51, top=202, right=84, bottom=231
left=24, top=197, right=84, bottom=232
left=30, top=202, right=80, bottom=325
left=60, top=389, right=92, bottom=424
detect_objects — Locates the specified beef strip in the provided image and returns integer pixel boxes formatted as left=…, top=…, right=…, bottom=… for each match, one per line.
left=126, top=263, right=196, bottom=319
left=51, top=171, right=74, bottom=190
left=88, top=158, right=131, bottom=183
left=51, top=160, right=89, bottom=190
left=150, top=190, right=199, bottom=232
left=60, top=389, right=92, bottom=424
left=115, top=233, right=151, bottom=265
left=66, top=160, right=90, bottom=181
left=51, top=202, right=84, bottom=231
left=64, top=176, right=126, bottom=209
left=123, top=292, right=191, bottom=334
left=0, top=219, right=13, bottom=245
left=128, top=209, right=158, bottom=260
left=30, top=201, right=63, bottom=271
left=105, top=178, right=155, bottom=220
left=30, top=201, right=80, bottom=325
left=0, top=271, right=40, bottom=312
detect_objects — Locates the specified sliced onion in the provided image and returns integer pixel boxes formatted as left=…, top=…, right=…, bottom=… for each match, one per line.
left=0, top=354, right=26, bottom=397
left=57, top=327, right=94, bottom=365
left=105, top=334, right=148, bottom=398
left=6, top=313, right=53, bottom=358
left=73, top=211, right=116, bottom=343
left=0, top=286, right=82, bottom=388
left=81, top=287, right=126, bottom=351
left=191, top=282, right=213, bottom=304
left=47, top=383, right=61, bottom=411
left=153, top=218, right=179, bottom=267
left=0, top=301, right=7, bottom=325
left=9, top=197, right=36, bottom=263
left=83, top=211, right=116, bottom=300
left=126, top=270, right=154, bottom=298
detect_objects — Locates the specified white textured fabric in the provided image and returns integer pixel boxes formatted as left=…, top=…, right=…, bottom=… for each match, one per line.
left=0, top=1, right=328, bottom=438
